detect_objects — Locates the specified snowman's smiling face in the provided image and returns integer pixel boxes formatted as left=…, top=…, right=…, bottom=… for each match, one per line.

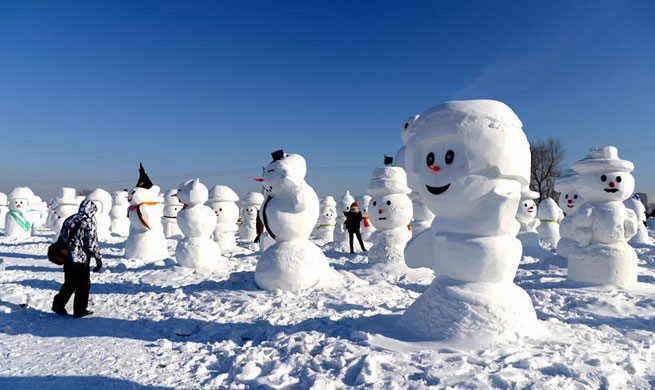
left=516, top=199, right=537, bottom=221
left=368, top=194, right=412, bottom=230
left=12, top=198, right=27, bottom=210
left=558, top=192, right=582, bottom=214
left=243, top=206, right=258, bottom=219
left=578, top=171, right=634, bottom=202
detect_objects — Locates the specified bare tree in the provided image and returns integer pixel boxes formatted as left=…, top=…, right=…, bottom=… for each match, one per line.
left=530, top=138, right=565, bottom=201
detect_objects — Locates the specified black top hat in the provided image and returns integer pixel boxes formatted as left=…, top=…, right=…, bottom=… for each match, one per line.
left=271, top=149, right=285, bottom=162
left=384, top=155, right=394, bottom=166
left=136, top=163, right=154, bottom=189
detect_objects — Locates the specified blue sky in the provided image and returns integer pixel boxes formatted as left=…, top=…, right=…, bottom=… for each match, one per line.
left=1, top=0, right=654, bottom=202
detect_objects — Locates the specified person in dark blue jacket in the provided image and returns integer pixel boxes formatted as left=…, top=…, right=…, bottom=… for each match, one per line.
left=344, top=202, right=367, bottom=254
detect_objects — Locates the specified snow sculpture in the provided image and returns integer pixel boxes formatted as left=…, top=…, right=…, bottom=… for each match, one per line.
left=86, top=189, right=112, bottom=240
left=26, top=195, right=47, bottom=230
left=124, top=164, right=169, bottom=261
left=556, top=169, right=584, bottom=217
left=4, top=187, right=36, bottom=238
left=208, top=185, right=240, bottom=252
left=50, top=188, right=80, bottom=234
left=110, top=191, right=130, bottom=236
left=625, top=194, right=652, bottom=245
left=162, top=189, right=184, bottom=239
left=255, top=150, right=330, bottom=291
left=516, top=189, right=541, bottom=249
left=334, top=190, right=355, bottom=246
left=536, top=198, right=563, bottom=248
left=356, top=194, right=375, bottom=240
left=562, top=147, right=638, bottom=287
left=238, top=192, right=265, bottom=242
left=367, top=166, right=412, bottom=265
left=175, top=179, right=223, bottom=268
left=401, top=100, right=537, bottom=342
left=314, top=196, right=337, bottom=242
left=0, top=193, right=8, bottom=230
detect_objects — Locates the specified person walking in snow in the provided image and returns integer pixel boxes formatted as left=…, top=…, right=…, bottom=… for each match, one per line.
left=344, top=202, right=367, bottom=254
left=52, top=199, right=103, bottom=318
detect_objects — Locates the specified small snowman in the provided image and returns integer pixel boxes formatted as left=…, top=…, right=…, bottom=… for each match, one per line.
left=207, top=185, right=240, bottom=252
left=25, top=195, right=47, bottom=231
left=0, top=193, right=8, bottom=230
left=556, top=169, right=584, bottom=217
left=255, top=150, right=331, bottom=291
left=238, top=192, right=265, bottom=242
left=175, top=179, right=224, bottom=268
left=334, top=190, right=355, bottom=246
left=86, top=188, right=113, bottom=240
left=356, top=194, right=375, bottom=240
left=124, top=164, right=169, bottom=262
left=366, top=165, right=413, bottom=266
left=536, top=198, right=563, bottom=248
left=110, top=191, right=130, bottom=237
left=401, top=100, right=537, bottom=342
left=561, top=147, right=639, bottom=287
left=516, top=189, right=541, bottom=249
left=624, top=194, right=652, bottom=245
left=51, top=188, right=80, bottom=234
left=4, top=187, right=36, bottom=238
left=162, top=189, right=184, bottom=239
left=313, top=196, right=337, bottom=242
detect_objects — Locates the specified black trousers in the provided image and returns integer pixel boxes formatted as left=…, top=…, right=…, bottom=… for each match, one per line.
left=348, top=231, right=366, bottom=253
left=53, top=262, right=91, bottom=315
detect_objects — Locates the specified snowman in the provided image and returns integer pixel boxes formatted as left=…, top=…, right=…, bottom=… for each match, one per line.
left=25, top=195, right=47, bottom=231
left=556, top=169, right=584, bottom=217
left=162, top=189, right=184, bottom=239
left=313, top=196, right=337, bottom=242
left=395, top=114, right=435, bottom=237
left=86, top=188, right=113, bottom=240
left=50, top=188, right=80, bottom=234
left=255, top=150, right=331, bottom=291
left=238, top=192, right=265, bottom=242
left=334, top=190, right=355, bottom=247
left=207, top=185, right=240, bottom=252
left=4, top=187, right=36, bottom=238
left=536, top=198, right=563, bottom=248
left=401, top=100, right=537, bottom=342
left=366, top=165, right=413, bottom=266
left=0, top=193, right=8, bottom=230
left=109, top=191, right=130, bottom=237
left=561, top=147, right=639, bottom=287
left=625, top=194, right=652, bottom=245
left=356, top=194, right=375, bottom=240
left=124, top=164, right=169, bottom=261
left=175, top=179, right=224, bottom=268
left=516, top=189, right=541, bottom=249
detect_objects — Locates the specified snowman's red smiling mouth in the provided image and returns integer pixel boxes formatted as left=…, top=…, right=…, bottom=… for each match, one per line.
left=426, top=183, right=451, bottom=195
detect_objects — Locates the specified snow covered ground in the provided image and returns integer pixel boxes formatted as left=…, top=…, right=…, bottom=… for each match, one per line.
left=1, top=229, right=655, bottom=389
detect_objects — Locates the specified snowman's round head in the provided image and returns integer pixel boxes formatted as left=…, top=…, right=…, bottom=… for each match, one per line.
left=516, top=199, right=537, bottom=222
left=8, top=187, right=35, bottom=211
left=86, top=188, right=112, bottom=215
left=537, top=198, right=563, bottom=220
left=262, top=152, right=307, bottom=196
left=357, top=195, right=372, bottom=216
left=405, top=100, right=530, bottom=217
left=340, top=191, right=355, bottom=212
left=112, top=191, right=129, bottom=206
left=554, top=169, right=583, bottom=215
left=573, top=147, right=634, bottom=203
left=177, top=179, right=208, bottom=206
left=369, top=194, right=413, bottom=230
left=128, top=185, right=161, bottom=206
left=559, top=192, right=582, bottom=214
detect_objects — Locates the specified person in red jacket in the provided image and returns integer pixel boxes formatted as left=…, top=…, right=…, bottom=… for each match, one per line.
left=344, top=202, right=367, bottom=254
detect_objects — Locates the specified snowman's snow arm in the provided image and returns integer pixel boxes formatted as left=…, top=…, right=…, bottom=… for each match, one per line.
left=405, top=229, right=433, bottom=270
left=282, top=177, right=308, bottom=212
left=624, top=208, right=638, bottom=240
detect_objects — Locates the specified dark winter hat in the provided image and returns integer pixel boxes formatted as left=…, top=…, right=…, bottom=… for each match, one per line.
left=136, top=163, right=154, bottom=189
left=351, top=202, right=360, bottom=208
left=271, top=149, right=285, bottom=162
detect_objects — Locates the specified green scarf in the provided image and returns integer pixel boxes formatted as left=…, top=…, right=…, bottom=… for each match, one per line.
left=9, top=210, right=31, bottom=232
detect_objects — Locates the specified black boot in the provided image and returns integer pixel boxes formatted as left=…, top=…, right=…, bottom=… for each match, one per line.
left=73, top=310, right=93, bottom=318
left=52, top=306, right=68, bottom=316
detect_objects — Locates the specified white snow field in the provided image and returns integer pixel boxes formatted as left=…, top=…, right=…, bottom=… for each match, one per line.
left=1, top=228, right=655, bottom=389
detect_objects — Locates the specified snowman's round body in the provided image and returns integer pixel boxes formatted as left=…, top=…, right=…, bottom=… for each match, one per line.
left=624, top=196, right=651, bottom=245
left=86, top=189, right=113, bottom=241
left=110, top=191, right=130, bottom=237
left=175, top=180, right=223, bottom=268
left=255, top=152, right=331, bottom=291
left=401, top=100, right=537, bottom=343
left=561, top=147, right=639, bottom=287
left=124, top=186, right=169, bottom=262
left=313, top=196, right=337, bottom=242
left=4, top=187, right=35, bottom=239
left=161, top=189, right=183, bottom=239
left=0, top=193, right=9, bottom=230
left=536, top=198, right=563, bottom=248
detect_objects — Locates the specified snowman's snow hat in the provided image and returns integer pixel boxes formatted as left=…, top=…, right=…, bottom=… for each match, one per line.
left=401, top=114, right=420, bottom=145
left=0, top=192, right=8, bottom=206
left=367, top=166, right=411, bottom=196
left=572, top=146, right=634, bottom=175
left=86, top=189, right=112, bottom=212
left=208, top=185, right=239, bottom=203
left=406, top=99, right=530, bottom=185
left=136, top=163, right=154, bottom=189
left=340, top=191, right=355, bottom=207
left=164, top=189, right=183, bottom=206
left=8, top=187, right=35, bottom=204
left=241, top=192, right=264, bottom=206
left=54, top=188, right=79, bottom=206
left=520, top=188, right=540, bottom=201
left=554, top=168, right=579, bottom=193
left=320, top=196, right=337, bottom=208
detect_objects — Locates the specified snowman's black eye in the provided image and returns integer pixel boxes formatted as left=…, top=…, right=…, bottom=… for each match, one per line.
left=219, top=208, right=223, bottom=212
left=616, top=176, right=622, bottom=183
left=601, top=175, right=607, bottom=182
left=574, top=195, right=578, bottom=199
left=131, top=190, right=136, bottom=194
left=426, top=152, right=435, bottom=167
left=445, top=150, right=455, bottom=165
left=372, top=201, right=376, bottom=206
left=565, top=195, right=569, bottom=199
left=404, top=122, right=409, bottom=130
left=524, top=203, right=528, bottom=207
left=386, top=200, right=391, bottom=205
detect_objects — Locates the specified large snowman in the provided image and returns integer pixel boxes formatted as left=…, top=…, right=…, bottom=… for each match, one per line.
left=124, top=165, right=169, bottom=261
left=255, top=150, right=331, bottom=291
left=401, top=100, right=537, bottom=343
left=356, top=195, right=375, bottom=240
left=110, top=190, right=130, bottom=237
left=536, top=197, right=563, bottom=248
left=162, top=189, right=184, bottom=239
left=238, top=192, right=265, bottom=242
left=4, top=187, right=36, bottom=239
left=516, top=188, right=541, bottom=249
left=624, top=194, right=652, bottom=245
left=561, top=147, right=638, bottom=287
left=313, top=196, right=337, bottom=242
left=86, top=188, right=113, bottom=240
left=333, top=190, right=355, bottom=247
left=556, top=169, right=585, bottom=217
left=0, top=192, right=8, bottom=230
left=175, top=179, right=224, bottom=268
left=207, top=185, right=240, bottom=252
left=366, top=165, right=413, bottom=266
